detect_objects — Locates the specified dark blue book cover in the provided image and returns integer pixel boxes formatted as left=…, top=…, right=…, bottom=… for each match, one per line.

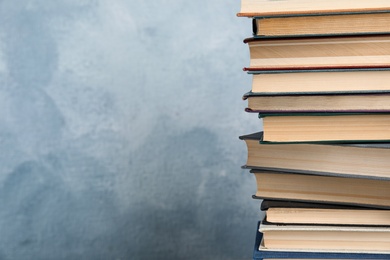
left=252, top=222, right=390, bottom=259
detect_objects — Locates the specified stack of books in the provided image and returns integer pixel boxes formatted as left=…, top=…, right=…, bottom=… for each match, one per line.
left=237, top=1, right=390, bottom=259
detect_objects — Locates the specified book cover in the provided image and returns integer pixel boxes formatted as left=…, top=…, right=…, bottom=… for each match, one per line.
left=260, top=199, right=375, bottom=211
left=240, top=131, right=390, bottom=148
left=255, top=195, right=390, bottom=210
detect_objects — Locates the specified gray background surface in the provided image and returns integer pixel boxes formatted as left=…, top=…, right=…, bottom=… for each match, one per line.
left=0, top=0, right=262, bottom=259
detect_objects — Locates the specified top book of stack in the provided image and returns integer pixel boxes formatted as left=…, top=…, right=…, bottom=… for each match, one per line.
left=237, top=0, right=390, bottom=38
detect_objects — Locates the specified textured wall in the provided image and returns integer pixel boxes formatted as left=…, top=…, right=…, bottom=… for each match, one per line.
left=0, top=0, right=262, bottom=259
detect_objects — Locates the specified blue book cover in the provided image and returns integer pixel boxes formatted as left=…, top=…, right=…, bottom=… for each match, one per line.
left=252, top=222, right=390, bottom=259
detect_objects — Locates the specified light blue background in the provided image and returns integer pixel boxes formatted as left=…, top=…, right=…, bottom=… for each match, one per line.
left=0, top=1, right=262, bottom=259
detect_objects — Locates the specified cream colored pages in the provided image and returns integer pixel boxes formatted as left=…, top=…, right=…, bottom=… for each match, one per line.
left=238, top=0, right=390, bottom=17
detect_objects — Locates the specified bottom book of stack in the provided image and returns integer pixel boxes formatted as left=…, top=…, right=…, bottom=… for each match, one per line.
left=253, top=220, right=390, bottom=260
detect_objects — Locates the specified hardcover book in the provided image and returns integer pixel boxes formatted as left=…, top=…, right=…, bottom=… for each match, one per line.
left=260, top=199, right=368, bottom=211
left=249, top=68, right=390, bottom=94
left=253, top=222, right=390, bottom=259
left=238, top=0, right=390, bottom=17
left=252, top=12, right=390, bottom=38
left=251, top=169, right=390, bottom=209
left=265, top=207, right=390, bottom=226
left=239, top=132, right=390, bottom=180
left=259, top=220, right=390, bottom=252
left=244, top=35, right=390, bottom=70
left=261, top=200, right=390, bottom=226
left=259, top=113, right=390, bottom=143
left=243, top=92, right=390, bottom=113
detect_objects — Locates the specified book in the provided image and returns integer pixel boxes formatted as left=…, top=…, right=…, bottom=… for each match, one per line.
left=243, top=35, right=390, bottom=70
left=265, top=207, right=390, bottom=226
left=260, top=199, right=369, bottom=211
left=252, top=12, right=390, bottom=38
left=239, top=132, right=390, bottom=180
left=253, top=222, right=390, bottom=259
left=261, top=199, right=390, bottom=226
left=251, top=169, right=390, bottom=209
left=259, top=113, right=390, bottom=143
left=238, top=0, right=390, bottom=17
left=259, top=220, right=390, bottom=252
left=249, top=68, right=390, bottom=94
left=243, top=92, right=390, bottom=113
